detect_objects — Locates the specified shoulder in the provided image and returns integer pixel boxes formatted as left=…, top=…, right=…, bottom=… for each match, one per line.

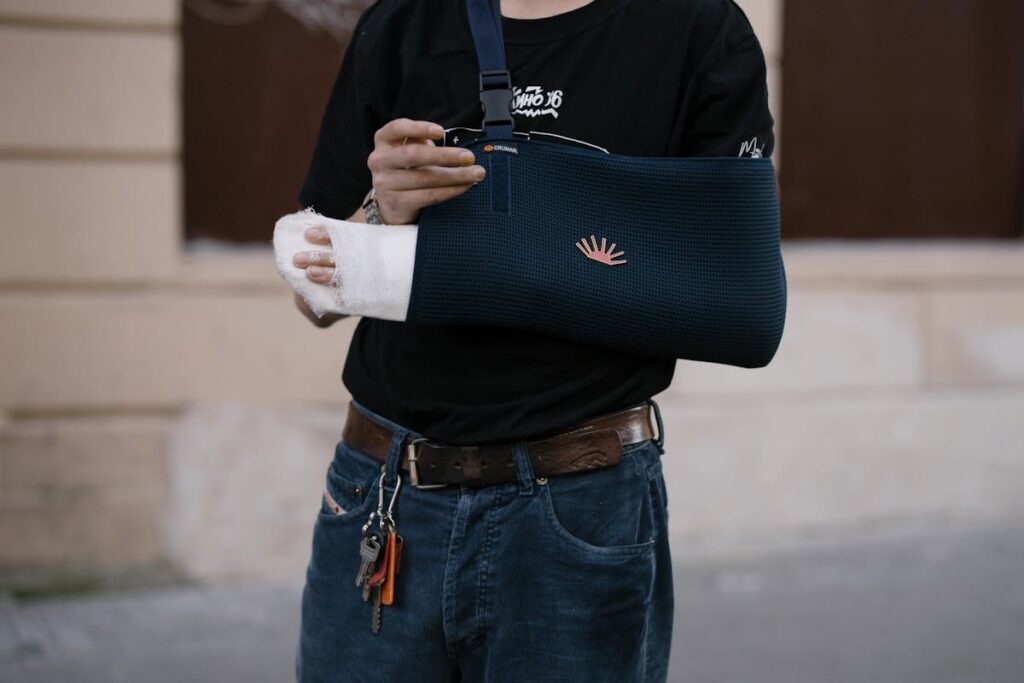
left=350, top=0, right=463, bottom=57
left=353, top=0, right=455, bottom=38
left=691, top=0, right=758, bottom=50
left=646, top=0, right=755, bottom=32
left=349, top=0, right=411, bottom=43
left=632, top=0, right=758, bottom=62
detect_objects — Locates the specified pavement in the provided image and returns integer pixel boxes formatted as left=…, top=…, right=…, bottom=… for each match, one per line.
left=2, top=521, right=1023, bottom=683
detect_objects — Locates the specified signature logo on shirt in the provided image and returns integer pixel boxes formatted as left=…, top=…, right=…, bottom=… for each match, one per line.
left=739, top=137, right=765, bottom=158
left=576, top=235, right=627, bottom=266
left=512, top=85, right=564, bottom=119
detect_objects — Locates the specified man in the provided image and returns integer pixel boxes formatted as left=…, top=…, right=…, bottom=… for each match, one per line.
left=289, top=0, right=774, bottom=680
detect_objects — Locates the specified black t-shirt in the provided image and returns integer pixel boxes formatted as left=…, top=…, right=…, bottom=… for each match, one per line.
left=299, top=0, right=775, bottom=444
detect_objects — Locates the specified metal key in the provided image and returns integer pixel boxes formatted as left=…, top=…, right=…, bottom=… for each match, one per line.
left=354, top=530, right=384, bottom=587
left=363, top=533, right=391, bottom=601
left=361, top=546, right=380, bottom=601
left=370, top=584, right=383, bottom=634
left=366, top=536, right=391, bottom=587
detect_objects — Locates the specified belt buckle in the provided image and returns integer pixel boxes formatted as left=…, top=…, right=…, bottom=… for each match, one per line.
left=406, top=437, right=450, bottom=490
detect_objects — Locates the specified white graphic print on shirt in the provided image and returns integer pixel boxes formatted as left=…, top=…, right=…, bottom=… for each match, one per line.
left=512, top=85, right=564, bottom=119
left=739, top=137, right=765, bottom=158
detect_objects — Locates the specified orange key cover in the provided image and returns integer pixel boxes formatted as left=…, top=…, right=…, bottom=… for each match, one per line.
left=381, top=531, right=398, bottom=605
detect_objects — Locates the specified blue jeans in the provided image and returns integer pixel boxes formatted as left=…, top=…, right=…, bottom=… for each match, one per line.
left=297, top=400, right=674, bottom=682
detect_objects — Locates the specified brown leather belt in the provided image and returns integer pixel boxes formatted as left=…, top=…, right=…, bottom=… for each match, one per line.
left=341, top=401, right=658, bottom=489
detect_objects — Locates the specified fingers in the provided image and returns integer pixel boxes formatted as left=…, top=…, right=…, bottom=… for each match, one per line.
left=376, top=163, right=486, bottom=191
left=291, top=245, right=334, bottom=282
left=369, top=144, right=479, bottom=173
left=294, top=228, right=334, bottom=283
left=306, top=265, right=334, bottom=284
left=368, top=118, right=487, bottom=224
left=293, top=250, right=334, bottom=268
left=304, top=225, right=332, bottom=245
left=401, top=136, right=436, bottom=147
left=374, top=118, right=444, bottom=148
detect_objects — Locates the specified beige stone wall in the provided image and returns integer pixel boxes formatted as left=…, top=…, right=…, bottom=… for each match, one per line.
left=664, top=243, right=1024, bottom=556
left=0, top=0, right=354, bottom=586
left=2, top=0, right=1022, bottom=588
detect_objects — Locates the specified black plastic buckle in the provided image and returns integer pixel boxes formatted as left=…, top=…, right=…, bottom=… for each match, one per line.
left=478, top=69, right=514, bottom=130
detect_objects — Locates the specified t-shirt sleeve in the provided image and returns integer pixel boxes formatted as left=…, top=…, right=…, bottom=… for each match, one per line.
left=676, top=3, right=775, bottom=158
left=297, top=8, right=392, bottom=220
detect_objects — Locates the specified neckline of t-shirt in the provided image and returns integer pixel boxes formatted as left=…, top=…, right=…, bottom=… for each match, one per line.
left=496, top=0, right=631, bottom=45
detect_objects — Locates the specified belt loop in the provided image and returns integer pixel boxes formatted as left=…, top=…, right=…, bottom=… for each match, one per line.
left=511, top=443, right=535, bottom=496
left=385, top=427, right=410, bottom=487
left=648, top=398, right=666, bottom=454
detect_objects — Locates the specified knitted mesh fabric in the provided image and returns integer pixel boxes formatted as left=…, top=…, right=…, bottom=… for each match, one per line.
left=409, top=138, right=787, bottom=367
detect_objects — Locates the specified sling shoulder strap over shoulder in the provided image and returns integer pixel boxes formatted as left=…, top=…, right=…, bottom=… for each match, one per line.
left=465, top=0, right=515, bottom=140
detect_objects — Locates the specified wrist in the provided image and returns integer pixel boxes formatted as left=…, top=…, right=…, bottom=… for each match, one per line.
left=362, top=188, right=416, bottom=225
left=362, top=189, right=386, bottom=225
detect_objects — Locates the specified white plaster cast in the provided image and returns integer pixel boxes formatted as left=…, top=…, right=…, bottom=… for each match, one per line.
left=273, top=208, right=417, bottom=321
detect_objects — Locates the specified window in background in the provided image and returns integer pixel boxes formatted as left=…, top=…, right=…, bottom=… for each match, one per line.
left=780, top=0, right=1024, bottom=239
left=183, top=0, right=372, bottom=244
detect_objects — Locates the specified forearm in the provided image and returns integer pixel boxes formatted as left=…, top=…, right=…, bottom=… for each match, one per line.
left=275, top=196, right=783, bottom=368
left=276, top=141, right=785, bottom=366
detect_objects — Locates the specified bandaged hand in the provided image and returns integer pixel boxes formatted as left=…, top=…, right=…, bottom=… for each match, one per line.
left=274, top=209, right=418, bottom=322
left=289, top=226, right=344, bottom=327
left=292, top=225, right=336, bottom=285
left=277, top=118, right=487, bottom=324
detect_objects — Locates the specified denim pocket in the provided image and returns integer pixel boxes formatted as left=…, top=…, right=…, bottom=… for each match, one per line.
left=317, top=440, right=383, bottom=524
left=538, top=440, right=658, bottom=558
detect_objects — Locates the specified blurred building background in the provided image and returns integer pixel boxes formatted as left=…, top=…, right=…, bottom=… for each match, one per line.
left=0, top=0, right=1022, bottom=681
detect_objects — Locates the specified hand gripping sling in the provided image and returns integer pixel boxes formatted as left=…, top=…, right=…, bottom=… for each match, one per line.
left=405, top=0, right=788, bottom=367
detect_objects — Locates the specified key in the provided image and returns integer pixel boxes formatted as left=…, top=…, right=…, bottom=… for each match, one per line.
left=354, top=530, right=384, bottom=587
left=361, top=532, right=388, bottom=601
left=355, top=531, right=382, bottom=587
left=381, top=531, right=398, bottom=606
left=366, top=537, right=391, bottom=589
left=370, top=584, right=383, bottom=634
left=359, top=530, right=386, bottom=599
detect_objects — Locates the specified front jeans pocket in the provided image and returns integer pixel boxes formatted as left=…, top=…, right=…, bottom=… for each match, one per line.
left=538, top=441, right=657, bottom=559
left=317, top=440, right=383, bottom=525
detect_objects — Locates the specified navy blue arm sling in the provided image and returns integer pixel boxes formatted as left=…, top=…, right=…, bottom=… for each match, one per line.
left=409, top=0, right=787, bottom=367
